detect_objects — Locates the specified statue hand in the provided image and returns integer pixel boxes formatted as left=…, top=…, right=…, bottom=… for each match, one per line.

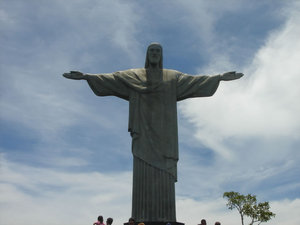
left=221, top=71, right=244, bottom=81
left=63, top=71, right=86, bottom=80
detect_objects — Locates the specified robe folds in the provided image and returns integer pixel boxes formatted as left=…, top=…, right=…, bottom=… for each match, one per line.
left=86, top=68, right=221, bottom=222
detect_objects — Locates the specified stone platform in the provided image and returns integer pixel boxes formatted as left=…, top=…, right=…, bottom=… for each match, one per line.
left=124, top=222, right=184, bottom=225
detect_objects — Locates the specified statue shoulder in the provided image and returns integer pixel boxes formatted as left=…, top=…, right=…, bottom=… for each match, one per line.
left=114, top=68, right=146, bottom=81
left=113, top=68, right=138, bottom=73
left=163, top=69, right=182, bottom=78
left=117, top=68, right=144, bottom=77
left=163, top=68, right=180, bottom=73
left=129, top=68, right=145, bottom=74
left=113, top=68, right=144, bottom=77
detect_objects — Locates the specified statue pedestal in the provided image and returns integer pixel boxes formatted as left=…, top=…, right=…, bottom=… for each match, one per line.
left=124, top=222, right=184, bottom=225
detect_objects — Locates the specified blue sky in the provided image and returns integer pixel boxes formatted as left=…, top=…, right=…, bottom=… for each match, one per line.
left=1, top=1, right=300, bottom=225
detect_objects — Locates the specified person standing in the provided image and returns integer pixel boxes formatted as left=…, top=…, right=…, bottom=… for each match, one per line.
left=93, top=216, right=105, bottom=225
left=106, top=217, right=113, bottom=225
left=128, top=217, right=135, bottom=225
left=198, top=219, right=206, bottom=225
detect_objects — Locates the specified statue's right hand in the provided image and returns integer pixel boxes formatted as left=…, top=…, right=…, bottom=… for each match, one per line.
left=63, top=71, right=85, bottom=80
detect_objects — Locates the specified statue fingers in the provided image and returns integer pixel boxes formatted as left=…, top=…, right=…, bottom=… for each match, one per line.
left=70, top=70, right=82, bottom=74
left=236, top=73, right=244, bottom=79
left=63, top=73, right=71, bottom=78
left=226, top=71, right=236, bottom=76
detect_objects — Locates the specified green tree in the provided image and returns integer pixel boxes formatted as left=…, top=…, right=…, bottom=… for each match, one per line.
left=223, top=191, right=275, bottom=225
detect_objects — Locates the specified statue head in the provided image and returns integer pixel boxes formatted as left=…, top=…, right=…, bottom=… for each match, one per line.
left=145, top=42, right=163, bottom=69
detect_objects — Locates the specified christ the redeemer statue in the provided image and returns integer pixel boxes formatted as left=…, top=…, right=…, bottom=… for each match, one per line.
left=63, top=43, right=243, bottom=223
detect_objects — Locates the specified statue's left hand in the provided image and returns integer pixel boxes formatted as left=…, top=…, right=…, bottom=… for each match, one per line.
left=221, top=71, right=244, bottom=81
left=63, top=71, right=86, bottom=80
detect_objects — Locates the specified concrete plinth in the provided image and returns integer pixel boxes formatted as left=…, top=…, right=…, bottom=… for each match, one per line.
left=124, top=222, right=184, bottom=225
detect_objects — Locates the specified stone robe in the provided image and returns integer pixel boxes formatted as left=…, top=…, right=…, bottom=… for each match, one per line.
left=86, top=68, right=221, bottom=222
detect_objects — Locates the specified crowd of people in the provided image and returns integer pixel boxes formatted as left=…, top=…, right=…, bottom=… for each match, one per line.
left=198, top=219, right=221, bottom=225
left=93, top=216, right=220, bottom=225
left=93, top=216, right=113, bottom=225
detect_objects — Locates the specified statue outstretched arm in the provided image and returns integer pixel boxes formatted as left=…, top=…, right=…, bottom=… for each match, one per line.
left=63, top=70, right=130, bottom=100
left=63, top=71, right=88, bottom=80
left=220, top=71, right=244, bottom=81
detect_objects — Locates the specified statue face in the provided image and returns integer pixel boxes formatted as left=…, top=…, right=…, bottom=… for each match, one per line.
left=147, top=45, right=162, bottom=65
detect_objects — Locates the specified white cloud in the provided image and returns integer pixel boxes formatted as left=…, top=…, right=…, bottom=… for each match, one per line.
left=175, top=1, right=300, bottom=205
left=179, top=0, right=300, bottom=154
left=0, top=0, right=144, bottom=141
left=1, top=1, right=300, bottom=225
left=1, top=155, right=299, bottom=225
left=0, top=155, right=132, bottom=225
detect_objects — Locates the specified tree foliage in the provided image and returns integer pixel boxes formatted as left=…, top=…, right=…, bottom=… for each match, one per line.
left=223, top=191, right=275, bottom=225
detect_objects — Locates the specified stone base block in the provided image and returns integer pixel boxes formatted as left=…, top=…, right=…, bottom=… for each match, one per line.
left=124, top=222, right=184, bottom=225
